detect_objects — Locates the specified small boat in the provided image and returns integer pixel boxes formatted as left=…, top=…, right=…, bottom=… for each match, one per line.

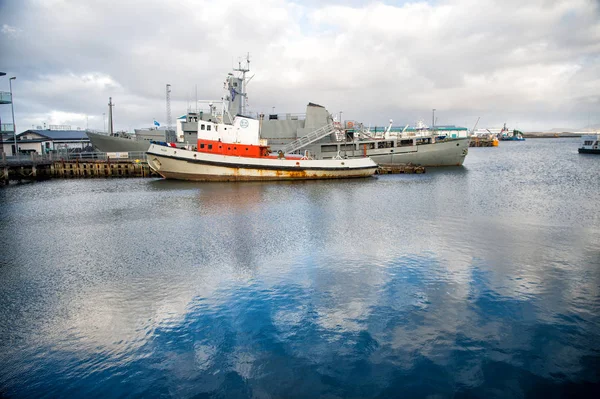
left=498, top=123, right=525, bottom=141
left=578, top=133, right=600, bottom=154
left=146, top=112, right=378, bottom=181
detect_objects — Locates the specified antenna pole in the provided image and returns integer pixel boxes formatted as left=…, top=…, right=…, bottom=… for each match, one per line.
left=233, top=53, right=250, bottom=115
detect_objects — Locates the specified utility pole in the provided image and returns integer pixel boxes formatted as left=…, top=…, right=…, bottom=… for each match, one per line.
left=166, top=84, right=172, bottom=132
left=9, top=76, right=17, bottom=159
left=0, top=72, right=4, bottom=156
left=108, top=97, right=114, bottom=136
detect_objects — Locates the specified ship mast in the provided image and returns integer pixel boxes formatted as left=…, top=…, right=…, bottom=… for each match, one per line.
left=233, top=53, right=250, bottom=116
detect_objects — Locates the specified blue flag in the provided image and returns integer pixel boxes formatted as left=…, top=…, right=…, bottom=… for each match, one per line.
left=153, top=119, right=160, bottom=127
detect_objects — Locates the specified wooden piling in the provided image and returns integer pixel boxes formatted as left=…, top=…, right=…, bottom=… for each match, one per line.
left=0, top=158, right=157, bottom=183
left=376, top=164, right=426, bottom=174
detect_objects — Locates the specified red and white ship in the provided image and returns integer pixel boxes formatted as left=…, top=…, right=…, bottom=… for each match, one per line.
left=146, top=114, right=378, bottom=181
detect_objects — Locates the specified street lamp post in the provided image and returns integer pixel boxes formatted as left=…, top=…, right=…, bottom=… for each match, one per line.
left=432, top=109, right=436, bottom=129
left=9, top=76, right=17, bottom=159
left=0, top=72, right=5, bottom=155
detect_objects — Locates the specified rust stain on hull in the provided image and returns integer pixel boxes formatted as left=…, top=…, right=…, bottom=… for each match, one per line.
left=157, top=170, right=374, bottom=182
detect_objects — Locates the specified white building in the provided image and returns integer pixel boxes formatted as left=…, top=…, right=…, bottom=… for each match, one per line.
left=1, top=129, right=92, bottom=155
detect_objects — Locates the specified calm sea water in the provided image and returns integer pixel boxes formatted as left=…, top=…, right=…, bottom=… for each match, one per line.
left=0, top=138, right=599, bottom=398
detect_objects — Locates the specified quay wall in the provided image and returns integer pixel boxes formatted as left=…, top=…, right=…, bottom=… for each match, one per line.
left=1, top=155, right=157, bottom=184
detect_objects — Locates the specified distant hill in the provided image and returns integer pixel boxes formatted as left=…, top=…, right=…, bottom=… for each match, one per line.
left=547, top=127, right=576, bottom=133
left=543, top=124, right=599, bottom=133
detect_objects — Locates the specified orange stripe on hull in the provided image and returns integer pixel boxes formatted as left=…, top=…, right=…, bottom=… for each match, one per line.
left=196, top=139, right=270, bottom=158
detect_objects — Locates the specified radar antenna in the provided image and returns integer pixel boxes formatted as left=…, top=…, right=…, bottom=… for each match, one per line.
left=233, top=53, right=250, bottom=115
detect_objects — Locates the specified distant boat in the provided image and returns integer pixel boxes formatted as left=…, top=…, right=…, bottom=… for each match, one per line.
left=578, top=133, right=600, bottom=154
left=498, top=123, right=525, bottom=141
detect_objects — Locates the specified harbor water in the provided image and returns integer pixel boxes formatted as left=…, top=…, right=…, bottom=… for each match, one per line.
left=0, top=138, right=599, bottom=398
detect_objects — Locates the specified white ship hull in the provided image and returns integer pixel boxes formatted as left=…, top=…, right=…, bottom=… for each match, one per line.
left=146, top=144, right=378, bottom=181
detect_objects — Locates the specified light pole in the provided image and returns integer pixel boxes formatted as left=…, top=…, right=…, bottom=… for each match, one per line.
left=0, top=72, right=5, bottom=155
left=9, top=76, right=17, bottom=158
left=432, top=109, right=436, bottom=128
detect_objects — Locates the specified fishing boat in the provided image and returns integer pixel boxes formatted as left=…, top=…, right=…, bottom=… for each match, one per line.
left=498, top=123, right=525, bottom=141
left=146, top=110, right=378, bottom=181
left=578, top=133, right=600, bottom=154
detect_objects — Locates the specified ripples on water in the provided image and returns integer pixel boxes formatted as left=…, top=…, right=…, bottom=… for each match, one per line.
left=0, top=138, right=599, bottom=398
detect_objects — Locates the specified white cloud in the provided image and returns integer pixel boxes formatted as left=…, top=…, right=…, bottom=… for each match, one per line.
left=1, top=0, right=599, bottom=131
left=1, top=24, right=22, bottom=38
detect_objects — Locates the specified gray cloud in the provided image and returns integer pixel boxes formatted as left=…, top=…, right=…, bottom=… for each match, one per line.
left=1, top=0, right=599, bottom=132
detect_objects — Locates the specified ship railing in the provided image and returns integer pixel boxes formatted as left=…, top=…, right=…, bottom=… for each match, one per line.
left=250, top=112, right=306, bottom=121
left=1, top=123, right=15, bottom=133
left=281, top=122, right=338, bottom=154
left=0, top=151, right=148, bottom=166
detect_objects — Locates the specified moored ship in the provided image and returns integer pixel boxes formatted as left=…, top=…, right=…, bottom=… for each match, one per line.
left=87, top=128, right=175, bottom=153
left=146, top=111, right=377, bottom=182
left=296, top=120, right=469, bottom=166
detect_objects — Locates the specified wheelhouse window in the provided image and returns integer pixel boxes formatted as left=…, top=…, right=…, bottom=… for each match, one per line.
left=201, top=124, right=206, bottom=130
left=207, top=125, right=211, bottom=131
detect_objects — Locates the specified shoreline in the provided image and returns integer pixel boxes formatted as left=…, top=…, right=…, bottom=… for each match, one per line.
left=522, top=133, right=582, bottom=138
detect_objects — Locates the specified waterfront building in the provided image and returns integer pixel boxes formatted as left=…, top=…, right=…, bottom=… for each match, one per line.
left=1, top=127, right=92, bottom=155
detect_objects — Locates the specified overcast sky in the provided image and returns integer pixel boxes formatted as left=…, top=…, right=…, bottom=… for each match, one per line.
left=1, top=0, right=599, bottom=132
